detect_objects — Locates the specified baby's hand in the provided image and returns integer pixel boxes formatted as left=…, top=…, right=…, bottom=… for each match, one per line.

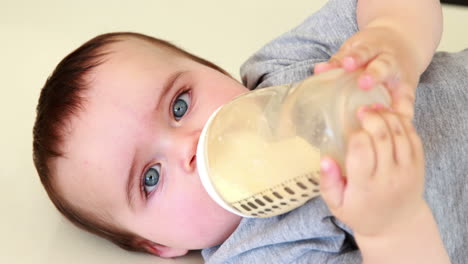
left=319, top=104, right=426, bottom=237
left=314, top=26, right=419, bottom=119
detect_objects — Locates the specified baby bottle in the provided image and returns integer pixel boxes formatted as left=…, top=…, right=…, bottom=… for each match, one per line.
left=197, top=68, right=391, bottom=218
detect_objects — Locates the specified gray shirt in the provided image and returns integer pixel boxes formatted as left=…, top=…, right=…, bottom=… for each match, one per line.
left=202, top=0, right=468, bottom=263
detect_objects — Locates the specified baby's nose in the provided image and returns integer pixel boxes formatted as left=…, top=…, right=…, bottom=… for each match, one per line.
left=178, top=129, right=200, bottom=173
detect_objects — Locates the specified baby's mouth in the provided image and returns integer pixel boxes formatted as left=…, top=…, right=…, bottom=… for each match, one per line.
left=190, top=155, right=197, bottom=169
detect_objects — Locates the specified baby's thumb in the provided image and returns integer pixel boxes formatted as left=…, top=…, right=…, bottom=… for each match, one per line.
left=319, top=156, right=345, bottom=211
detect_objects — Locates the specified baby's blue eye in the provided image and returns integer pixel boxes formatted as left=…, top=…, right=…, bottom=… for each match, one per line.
left=143, top=164, right=160, bottom=195
left=173, top=91, right=190, bottom=121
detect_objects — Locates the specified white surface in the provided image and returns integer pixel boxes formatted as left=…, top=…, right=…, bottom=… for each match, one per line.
left=1, top=1, right=467, bottom=263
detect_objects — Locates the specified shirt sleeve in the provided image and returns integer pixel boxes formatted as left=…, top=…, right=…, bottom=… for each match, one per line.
left=240, top=0, right=358, bottom=90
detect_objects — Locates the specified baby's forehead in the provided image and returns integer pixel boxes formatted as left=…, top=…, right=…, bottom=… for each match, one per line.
left=85, top=37, right=182, bottom=94
left=86, top=37, right=187, bottom=89
left=104, top=37, right=180, bottom=64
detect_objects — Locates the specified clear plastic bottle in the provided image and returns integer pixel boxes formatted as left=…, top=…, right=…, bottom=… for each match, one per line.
left=197, top=69, right=391, bottom=218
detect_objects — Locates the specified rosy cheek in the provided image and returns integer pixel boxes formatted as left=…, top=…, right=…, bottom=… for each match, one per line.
left=164, top=186, right=208, bottom=223
left=163, top=196, right=216, bottom=244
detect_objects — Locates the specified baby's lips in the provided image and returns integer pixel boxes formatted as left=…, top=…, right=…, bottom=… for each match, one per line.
left=191, top=154, right=197, bottom=169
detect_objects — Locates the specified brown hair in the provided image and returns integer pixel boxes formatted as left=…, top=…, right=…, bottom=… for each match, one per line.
left=32, top=32, right=229, bottom=252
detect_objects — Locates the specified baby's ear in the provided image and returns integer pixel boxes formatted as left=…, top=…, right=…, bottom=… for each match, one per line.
left=138, top=240, right=189, bottom=258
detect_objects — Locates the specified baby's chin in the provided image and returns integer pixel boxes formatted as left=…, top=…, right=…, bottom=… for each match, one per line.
left=184, top=197, right=241, bottom=249
left=204, top=208, right=242, bottom=247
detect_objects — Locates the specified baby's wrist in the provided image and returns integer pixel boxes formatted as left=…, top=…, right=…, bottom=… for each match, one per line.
left=354, top=201, right=433, bottom=247
left=365, top=19, right=425, bottom=78
left=354, top=202, right=448, bottom=264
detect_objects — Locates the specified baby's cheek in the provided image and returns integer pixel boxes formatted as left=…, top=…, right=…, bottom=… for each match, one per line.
left=162, top=194, right=217, bottom=246
left=163, top=174, right=240, bottom=247
left=179, top=190, right=219, bottom=224
left=166, top=183, right=208, bottom=219
left=186, top=189, right=230, bottom=225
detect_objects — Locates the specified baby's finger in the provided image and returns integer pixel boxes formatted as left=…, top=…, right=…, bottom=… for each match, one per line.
left=330, top=33, right=382, bottom=72
left=391, top=88, right=416, bottom=119
left=358, top=105, right=395, bottom=175
left=400, top=118, right=424, bottom=165
left=315, top=35, right=379, bottom=74
left=314, top=61, right=340, bottom=74
left=340, top=44, right=376, bottom=72
left=320, top=156, right=345, bottom=211
left=358, top=52, right=398, bottom=91
left=378, top=111, right=411, bottom=166
left=345, top=129, right=376, bottom=187
left=315, top=40, right=357, bottom=73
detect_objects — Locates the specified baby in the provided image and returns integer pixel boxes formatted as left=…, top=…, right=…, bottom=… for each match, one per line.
left=34, top=0, right=461, bottom=263
left=33, top=33, right=246, bottom=256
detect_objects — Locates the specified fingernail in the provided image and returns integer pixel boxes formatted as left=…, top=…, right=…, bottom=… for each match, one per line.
left=314, top=62, right=328, bottom=73
left=373, top=103, right=384, bottom=110
left=358, top=74, right=374, bottom=90
left=357, top=105, right=369, bottom=120
left=343, top=57, right=356, bottom=71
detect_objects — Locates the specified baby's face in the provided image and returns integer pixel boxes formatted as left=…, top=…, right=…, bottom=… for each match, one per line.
left=54, top=38, right=247, bottom=251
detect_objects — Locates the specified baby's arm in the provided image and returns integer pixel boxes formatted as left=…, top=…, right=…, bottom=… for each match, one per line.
left=356, top=0, right=442, bottom=76
left=316, top=0, right=443, bottom=118
left=320, top=105, right=450, bottom=263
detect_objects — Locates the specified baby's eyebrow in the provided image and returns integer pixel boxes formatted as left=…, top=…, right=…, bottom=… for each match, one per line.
left=125, top=70, right=186, bottom=210
left=154, top=70, right=186, bottom=111
left=126, top=154, right=138, bottom=210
